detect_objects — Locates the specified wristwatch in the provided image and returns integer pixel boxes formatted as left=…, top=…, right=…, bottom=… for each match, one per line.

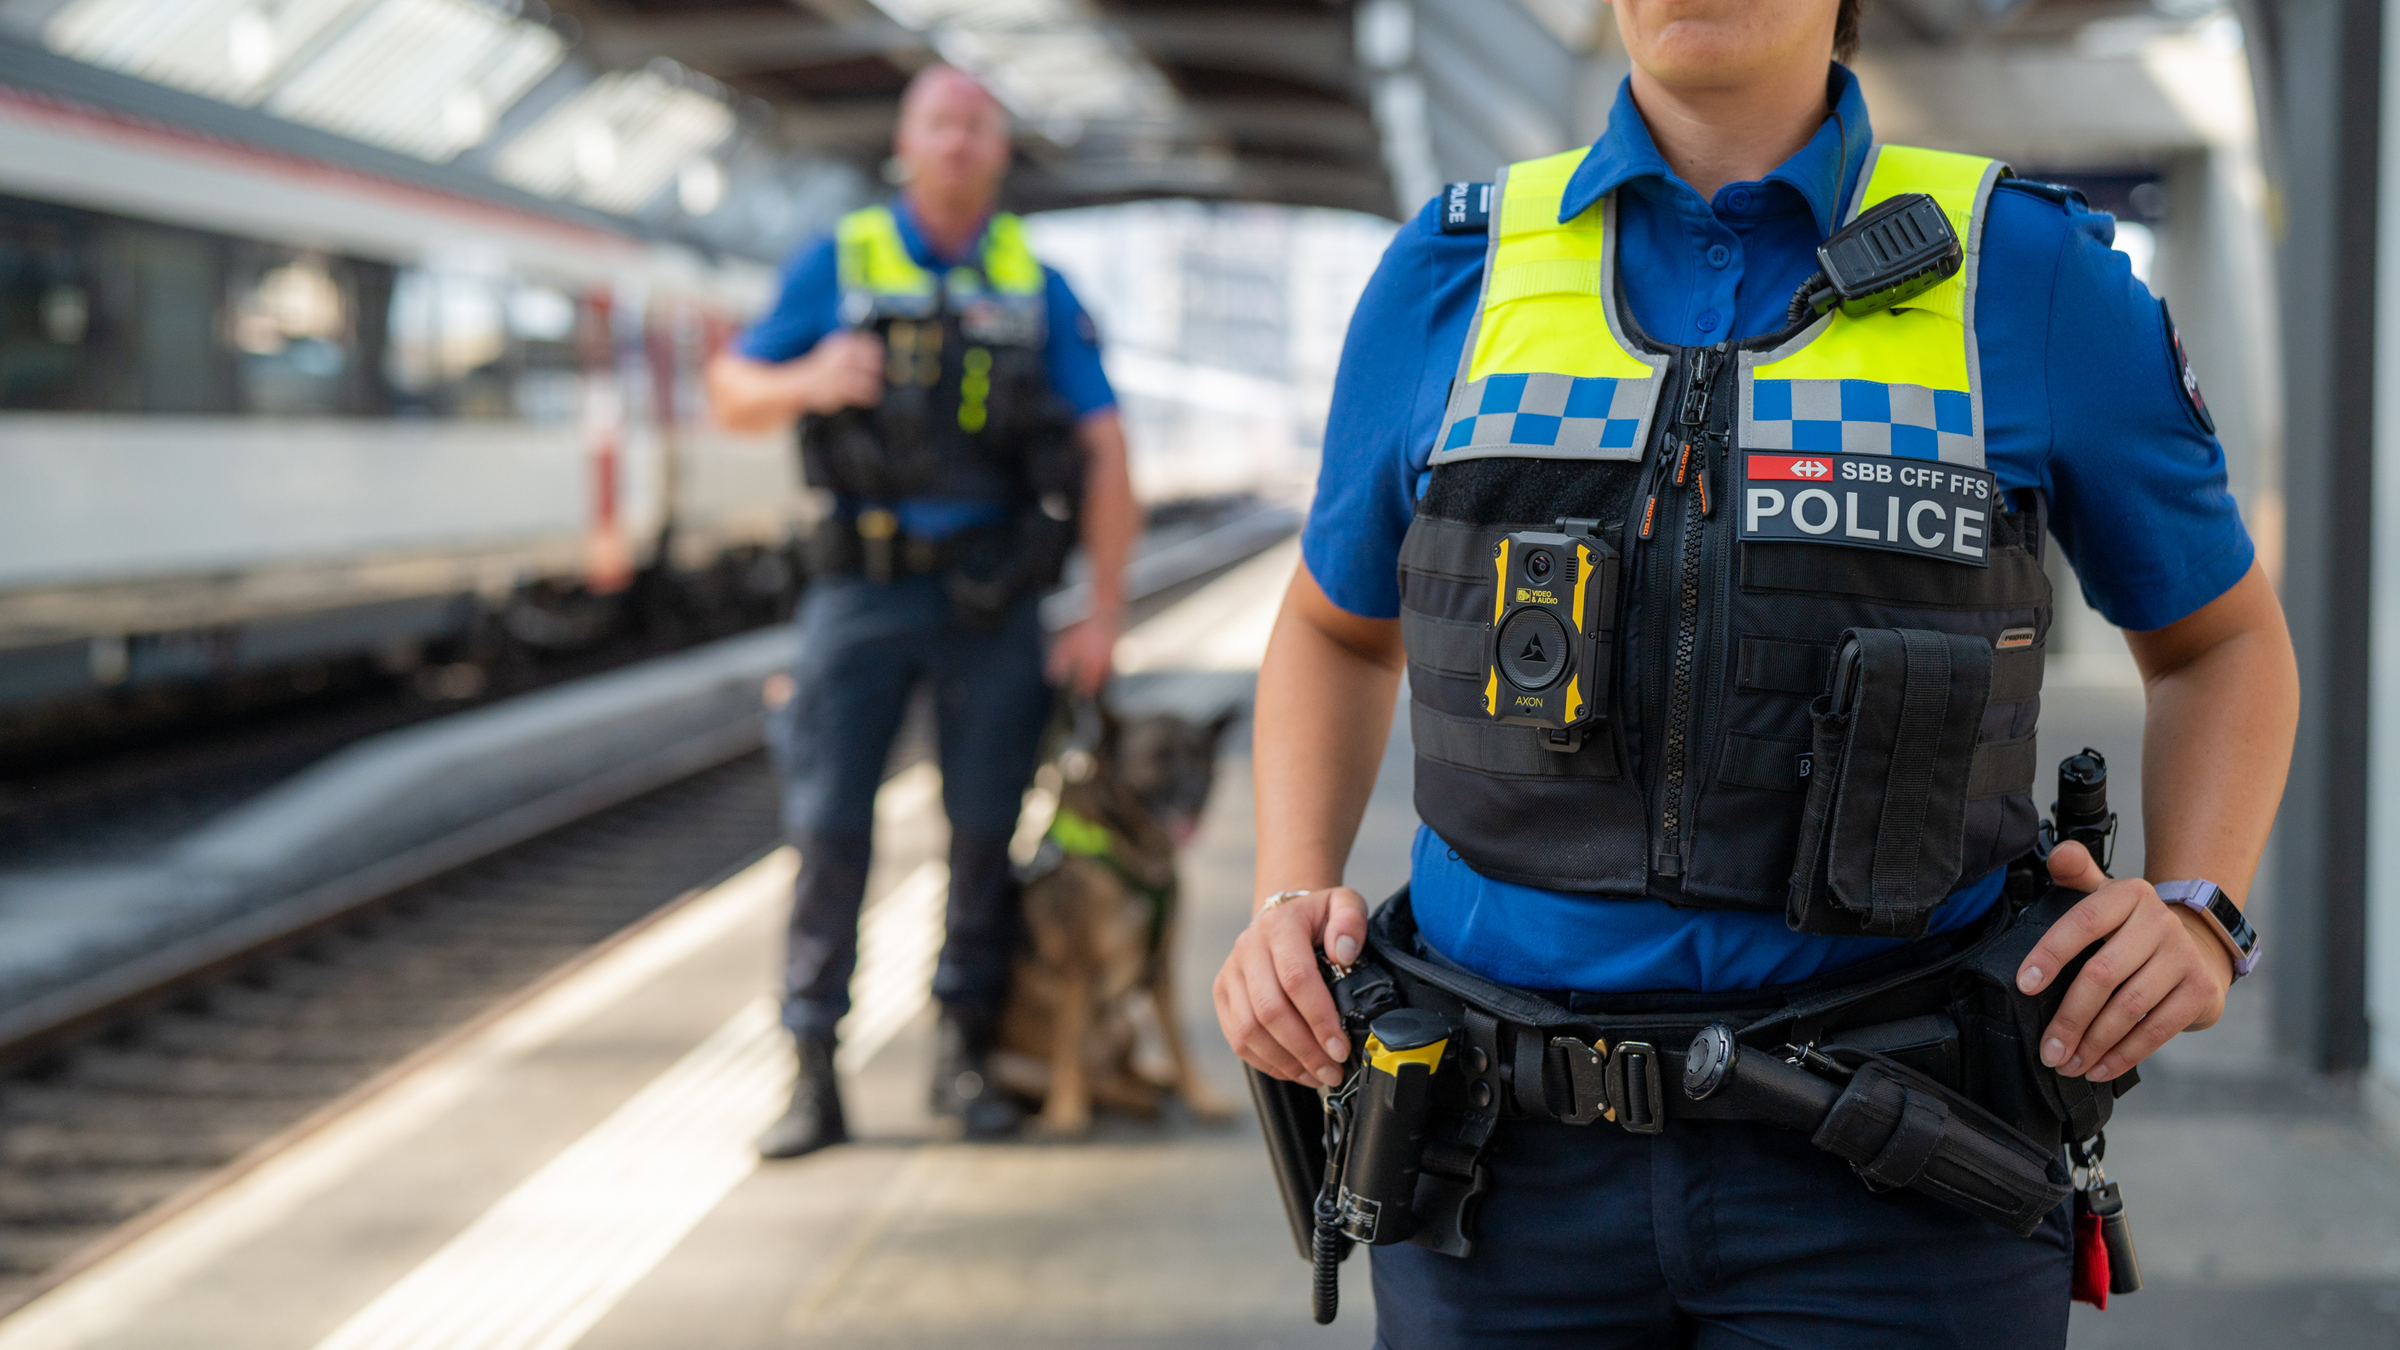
left=2156, top=879, right=2260, bottom=981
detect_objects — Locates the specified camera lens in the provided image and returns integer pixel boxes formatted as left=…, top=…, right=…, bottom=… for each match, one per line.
left=1525, top=549, right=1554, bottom=583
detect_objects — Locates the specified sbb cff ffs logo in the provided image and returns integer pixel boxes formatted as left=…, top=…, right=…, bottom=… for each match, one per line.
left=1485, top=520, right=1619, bottom=753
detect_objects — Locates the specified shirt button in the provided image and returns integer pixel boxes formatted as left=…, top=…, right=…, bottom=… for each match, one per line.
left=1707, top=243, right=1731, bottom=269
left=1697, top=310, right=1721, bottom=332
left=1725, top=188, right=1752, bottom=212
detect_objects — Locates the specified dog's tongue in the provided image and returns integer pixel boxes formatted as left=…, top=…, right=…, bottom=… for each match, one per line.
left=1167, top=818, right=1200, bottom=847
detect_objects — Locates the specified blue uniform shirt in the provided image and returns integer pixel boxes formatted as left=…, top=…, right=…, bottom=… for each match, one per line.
left=736, top=198, right=1117, bottom=539
left=1306, top=66, right=2254, bottom=994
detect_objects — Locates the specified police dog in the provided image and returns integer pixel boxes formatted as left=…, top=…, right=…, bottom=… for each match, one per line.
left=996, top=703, right=1240, bottom=1135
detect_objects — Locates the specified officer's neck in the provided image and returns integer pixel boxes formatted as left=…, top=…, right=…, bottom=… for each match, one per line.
left=1625, top=58, right=1832, bottom=202
left=902, top=189, right=994, bottom=264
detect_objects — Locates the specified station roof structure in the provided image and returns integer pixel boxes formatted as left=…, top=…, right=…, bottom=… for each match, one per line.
left=0, top=0, right=2247, bottom=263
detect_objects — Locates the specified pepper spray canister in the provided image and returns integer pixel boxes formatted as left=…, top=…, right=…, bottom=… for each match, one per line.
left=1336, top=1008, right=1454, bottom=1246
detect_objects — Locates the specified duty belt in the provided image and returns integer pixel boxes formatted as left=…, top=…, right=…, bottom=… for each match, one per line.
left=808, top=507, right=960, bottom=584
left=1314, top=887, right=2133, bottom=1253
left=1352, top=895, right=1995, bottom=1134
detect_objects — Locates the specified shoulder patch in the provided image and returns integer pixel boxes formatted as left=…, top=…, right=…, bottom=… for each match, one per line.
left=2160, top=299, right=2215, bottom=436
left=1440, top=181, right=1494, bottom=235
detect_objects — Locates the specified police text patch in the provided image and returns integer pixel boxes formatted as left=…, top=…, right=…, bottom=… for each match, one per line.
left=1441, top=182, right=1493, bottom=235
left=1741, top=452, right=1995, bottom=567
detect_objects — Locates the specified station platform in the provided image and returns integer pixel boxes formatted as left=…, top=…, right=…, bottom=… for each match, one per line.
left=1, top=544, right=2393, bottom=1350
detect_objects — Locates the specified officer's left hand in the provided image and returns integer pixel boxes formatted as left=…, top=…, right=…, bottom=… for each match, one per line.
left=2016, top=840, right=2234, bottom=1083
left=1047, top=611, right=1118, bottom=696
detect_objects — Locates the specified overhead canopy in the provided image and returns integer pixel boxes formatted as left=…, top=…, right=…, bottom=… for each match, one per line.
left=1, top=0, right=2251, bottom=259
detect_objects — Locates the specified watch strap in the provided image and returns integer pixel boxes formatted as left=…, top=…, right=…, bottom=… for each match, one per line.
left=2157, top=879, right=2259, bottom=980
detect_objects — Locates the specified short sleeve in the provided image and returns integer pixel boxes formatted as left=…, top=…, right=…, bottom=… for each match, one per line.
left=1980, top=185, right=2255, bottom=632
left=1042, top=267, right=1116, bottom=418
left=1301, top=195, right=1486, bottom=619
left=734, top=235, right=840, bottom=363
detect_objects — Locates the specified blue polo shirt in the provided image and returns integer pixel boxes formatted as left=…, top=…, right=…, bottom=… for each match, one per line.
left=1307, top=66, right=2254, bottom=994
left=736, top=196, right=1116, bottom=539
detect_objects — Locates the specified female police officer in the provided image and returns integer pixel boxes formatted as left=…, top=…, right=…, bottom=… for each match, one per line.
left=1215, top=0, right=2298, bottom=1343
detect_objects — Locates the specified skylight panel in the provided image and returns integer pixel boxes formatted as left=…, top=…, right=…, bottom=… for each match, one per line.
left=492, top=70, right=736, bottom=215
left=264, top=0, right=562, bottom=161
left=860, top=0, right=1177, bottom=134
left=44, top=0, right=367, bottom=105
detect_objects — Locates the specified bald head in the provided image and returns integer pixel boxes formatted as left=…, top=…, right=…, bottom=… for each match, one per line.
left=894, top=64, right=1012, bottom=218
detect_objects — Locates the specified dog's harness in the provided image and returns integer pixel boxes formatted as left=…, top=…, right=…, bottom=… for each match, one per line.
left=1028, top=806, right=1176, bottom=961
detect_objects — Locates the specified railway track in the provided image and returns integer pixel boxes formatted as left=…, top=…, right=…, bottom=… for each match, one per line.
left=0, top=753, right=785, bottom=1316
left=0, top=507, right=1298, bottom=1323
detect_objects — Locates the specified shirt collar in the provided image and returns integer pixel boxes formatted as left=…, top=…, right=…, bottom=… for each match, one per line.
left=893, top=194, right=991, bottom=269
left=1556, top=62, right=1874, bottom=239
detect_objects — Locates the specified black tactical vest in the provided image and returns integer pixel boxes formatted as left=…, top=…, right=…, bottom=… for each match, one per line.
left=1400, top=150, right=2049, bottom=939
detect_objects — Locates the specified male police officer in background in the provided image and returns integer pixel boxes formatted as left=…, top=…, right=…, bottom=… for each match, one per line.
left=1218, top=0, right=2296, bottom=1343
left=710, top=65, right=1138, bottom=1157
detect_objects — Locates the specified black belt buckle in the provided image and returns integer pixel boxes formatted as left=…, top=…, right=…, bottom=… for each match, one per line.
left=1550, top=1036, right=1612, bottom=1125
left=1604, top=1040, right=1665, bottom=1134
left=857, top=508, right=899, bottom=584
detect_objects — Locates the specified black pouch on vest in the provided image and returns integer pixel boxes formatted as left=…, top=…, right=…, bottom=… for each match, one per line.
left=1789, top=628, right=1994, bottom=939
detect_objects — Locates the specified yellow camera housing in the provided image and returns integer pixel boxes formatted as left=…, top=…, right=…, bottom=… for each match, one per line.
left=1486, top=523, right=1618, bottom=751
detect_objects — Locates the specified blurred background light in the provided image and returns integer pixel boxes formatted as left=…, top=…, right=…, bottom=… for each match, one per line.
left=677, top=158, right=726, bottom=216
left=862, top=0, right=1176, bottom=135
left=494, top=68, right=735, bottom=214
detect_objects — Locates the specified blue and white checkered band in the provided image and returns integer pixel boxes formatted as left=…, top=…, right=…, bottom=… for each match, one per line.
left=1744, top=378, right=1979, bottom=465
left=1432, top=372, right=1660, bottom=465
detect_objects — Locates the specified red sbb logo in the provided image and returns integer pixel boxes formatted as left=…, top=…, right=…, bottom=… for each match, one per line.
left=1749, top=455, right=1833, bottom=481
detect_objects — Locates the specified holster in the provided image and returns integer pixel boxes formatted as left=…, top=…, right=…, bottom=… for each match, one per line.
left=1807, top=1058, right=2068, bottom=1236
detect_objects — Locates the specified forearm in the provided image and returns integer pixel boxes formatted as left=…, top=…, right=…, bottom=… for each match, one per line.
left=2128, top=564, right=2299, bottom=906
left=1252, top=568, right=1404, bottom=907
left=706, top=352, right=820, bottom=432
left=1074, top=411, right=1139, bottom=615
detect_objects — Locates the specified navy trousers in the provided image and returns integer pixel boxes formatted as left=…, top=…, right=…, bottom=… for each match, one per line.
left=1370, top=1115, right=2072, bottom=1349
left=769, top=573, right=1052, bottom=1041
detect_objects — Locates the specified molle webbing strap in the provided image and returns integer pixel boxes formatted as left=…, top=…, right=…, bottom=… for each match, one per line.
left=1400, top=518, right=1532, bottom=581
left=1964, top=731, right=2037, bottom=799
left=1738, top=637, right=1838, bottom=695
left=1986, top=644, right=2044, bottom=703
left=1738, top=636, right=2041, bottom=702
left=1411, top=703, right=1620, bottom=779
left=1739, top=533, right=2051, bottom=609
left=1718, top=731, right=1814, bottom=792
left=1718, top=728, right=2035, bottom=797
left=1401, top=611, right=1486, bottom=679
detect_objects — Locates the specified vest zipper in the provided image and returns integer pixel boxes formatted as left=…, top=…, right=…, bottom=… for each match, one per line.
left=1651, top=341, right=1729, bottom=879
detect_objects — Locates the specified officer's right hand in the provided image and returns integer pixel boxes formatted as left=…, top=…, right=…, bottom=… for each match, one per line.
left=1214, top=886, right=1371, bottom=1087
left=799, top=330, right=884, bottom=412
